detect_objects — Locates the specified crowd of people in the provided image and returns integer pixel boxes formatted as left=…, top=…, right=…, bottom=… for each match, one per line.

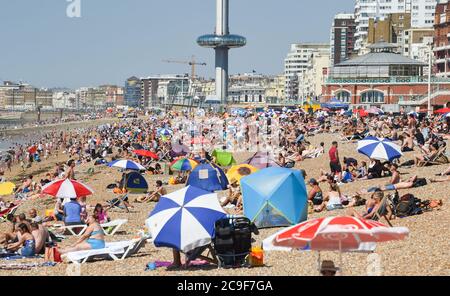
left=0, top=107, right=449, bottom=260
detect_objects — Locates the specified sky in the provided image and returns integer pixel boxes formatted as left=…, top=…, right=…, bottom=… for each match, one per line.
left=0, top=0, right=354, bottom=89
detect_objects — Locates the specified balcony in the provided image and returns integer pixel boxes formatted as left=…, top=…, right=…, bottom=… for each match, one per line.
left=325, top=76, right=450, bottom=85
left=433, top=44, right=450, bottom=52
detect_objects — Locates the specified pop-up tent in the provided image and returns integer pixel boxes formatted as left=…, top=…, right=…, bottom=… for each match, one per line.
left=124, top=172, right=148, bottom=194
left=241, top=167, right=308, bottom=228
left=212, top=149, right=236, bottom=167
left=187, top=162, right=229, bottom=192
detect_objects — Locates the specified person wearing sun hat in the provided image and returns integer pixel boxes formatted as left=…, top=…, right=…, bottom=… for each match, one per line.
left=320, top=260, right=339, bottom=276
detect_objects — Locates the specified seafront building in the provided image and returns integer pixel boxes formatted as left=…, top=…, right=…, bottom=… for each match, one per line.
left=323, top=41, right=450, bottom=111
left=298, top=51, right=331, bottom=100
left=330, top=13, right=357, bottom=65
left=354, top=0, right=437, bottom=54
left=284, top=43, right=330, bottom=101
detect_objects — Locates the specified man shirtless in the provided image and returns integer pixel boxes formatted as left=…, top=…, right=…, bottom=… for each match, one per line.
left=30, top=222, right=49, bottom=254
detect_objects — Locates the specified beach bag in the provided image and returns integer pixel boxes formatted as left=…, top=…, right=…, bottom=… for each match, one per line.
left=45, top=244, right=62, bottom=263
left=413, top=178, right=427, bottom=188
left=248, top=247, right=264, bottom=267
left=396, top=194, right=422, bottom=217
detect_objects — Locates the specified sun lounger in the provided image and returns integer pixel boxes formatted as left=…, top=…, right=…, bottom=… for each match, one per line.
left=101, top=219, right=128, bottom=236
left=52, top=219, right=128, bottom=236
left=64, top=236, right=150, bottom=264
left=107, top=194, right=130, bottom=213
left=52, top=223, right=88, bottom=236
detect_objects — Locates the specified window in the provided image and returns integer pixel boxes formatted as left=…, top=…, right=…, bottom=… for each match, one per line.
left=360, top=90, right=385, bottom=103
left=335, top=90, right=351, bottom=103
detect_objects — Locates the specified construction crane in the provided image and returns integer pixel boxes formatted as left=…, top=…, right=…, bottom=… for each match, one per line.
left=162, top=56, right=206, bottom=80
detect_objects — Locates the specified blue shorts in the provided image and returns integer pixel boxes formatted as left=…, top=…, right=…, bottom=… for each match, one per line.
left=87, top=239, right=105, bottom=250
left=385, top=184, right=396, bottom=191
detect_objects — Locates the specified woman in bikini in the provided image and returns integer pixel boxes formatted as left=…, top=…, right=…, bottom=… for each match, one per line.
left=59, top=215, right=105, bottom=254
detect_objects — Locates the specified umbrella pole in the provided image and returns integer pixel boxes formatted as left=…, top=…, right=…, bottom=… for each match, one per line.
left=339, top=240, right=343, bottom=276
left=317, top=251, right=321, bottom=276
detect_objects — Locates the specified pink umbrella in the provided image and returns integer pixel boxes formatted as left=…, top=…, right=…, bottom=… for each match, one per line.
left=42, top=179, right=94, bottom=199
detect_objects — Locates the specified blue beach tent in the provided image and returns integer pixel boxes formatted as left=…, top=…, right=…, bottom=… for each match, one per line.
left=124, top=171, right=148, bottom=194
left=187, top=162, right=229, bottom=192
left=240, top=167, right=308, bottom=228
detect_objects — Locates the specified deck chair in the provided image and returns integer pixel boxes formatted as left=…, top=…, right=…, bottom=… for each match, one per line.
left=101, top=219, right=128, bottom=236
left=0, top=205, right=19, bottom=223
left=107, top=194, right=130, bottom=213
left=51, top=223, right=88, bottom=236
left=64, top=236, right=151, bottom=264
left=420, top=147, right=449, bottom=167
left=185, top=244, right=218, bottom=266
left=372, top=195, right=393, bottom=227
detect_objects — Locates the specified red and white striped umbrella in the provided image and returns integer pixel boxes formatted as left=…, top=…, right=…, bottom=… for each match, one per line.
left=264, top=216, right=409, bottom=252
left=42, top=179, right=94, bottom=199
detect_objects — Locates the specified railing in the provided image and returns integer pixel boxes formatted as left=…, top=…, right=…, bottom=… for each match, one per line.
left=326, top=76, right=450, bottom=84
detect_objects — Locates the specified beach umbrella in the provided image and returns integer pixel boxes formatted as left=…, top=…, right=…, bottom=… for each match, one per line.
left=357, top=137, right=403, bottom=162
left=158, top=128, right=173, bottom=136
left=170, top=158, right=198, bottom=171
left=434, top=107, right=450, bottom=114
left=42, top=179, right=94, bottom=199
left=0, top=182, right=16, bottom=196
left=145, top=186, right=226, bottom=253
left=107, top=159, right=145, bottom=171
left=262, top=216, right=408, bottom=274
left=243, top=152, right=281, bottom=169
left=226, top=164, right=259, bottom=184
left=133, top=150, right=159, bottom=160
left=367, top=107, right=384, bottom=115
left=263, top=216, right=408, bottom=251
left=190, top=137, right=210, bottom=145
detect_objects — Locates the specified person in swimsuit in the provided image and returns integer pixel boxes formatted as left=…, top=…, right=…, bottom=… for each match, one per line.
left=59, top=215, right=105, bottom=254
left=6, top=223, right=36, bottom=257
left=307, top=178, right=323, bottom=211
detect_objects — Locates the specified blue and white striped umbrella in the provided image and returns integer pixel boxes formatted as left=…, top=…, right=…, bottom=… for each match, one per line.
left=357, top=137, right=403, bottom=162
left=107, top=159, right=145, bottom=171
left=146, top=186, right=226, bottom=253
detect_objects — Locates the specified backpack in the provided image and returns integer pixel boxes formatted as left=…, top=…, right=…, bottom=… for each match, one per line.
left=395, top=194, right=423, bottom=217
left=413, top=178, right=427, bottom=188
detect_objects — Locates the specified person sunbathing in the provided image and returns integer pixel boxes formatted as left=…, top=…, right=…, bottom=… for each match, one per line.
left=136, top=180, right=167, bottom=203
left=315, top=183, right=345, bottom=212
left=59, top=215, right=105, bottom=254
left=414, top=143, right=439, bottom=167
left=348, top=191, right=390, bottom=220
left=358, top=175, right=424, bottom=194
left=221, top=180, right=242, bottom=211
left=30, top=222, right=49, bottom=255
left=435, top=165, right=450, bottom=177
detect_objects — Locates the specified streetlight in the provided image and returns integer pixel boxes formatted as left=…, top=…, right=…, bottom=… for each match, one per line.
left=427, top=42, right=433, bottom=116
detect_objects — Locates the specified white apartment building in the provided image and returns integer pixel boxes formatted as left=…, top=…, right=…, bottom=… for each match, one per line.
left=298, top=51, right=331, bottom=101
left=410, top=0, right=438, bottom=28
left=354, top=0, right=436, bottom=53
left=284, top=43, right=329, bottom=101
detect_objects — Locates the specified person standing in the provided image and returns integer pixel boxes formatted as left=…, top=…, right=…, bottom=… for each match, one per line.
left=328, top=141, right=342, bottom=180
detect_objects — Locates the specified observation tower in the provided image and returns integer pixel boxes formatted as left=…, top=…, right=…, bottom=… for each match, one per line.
left=197, top=0, right=246, bottom=105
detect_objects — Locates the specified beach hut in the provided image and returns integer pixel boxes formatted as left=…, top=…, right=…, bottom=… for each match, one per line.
left=124, top=171, right=148, bottom=194
left=212, top=149, right=236, bottom=167
left=187, top=162, right=229, bottom=192
left=240, top=167, right=308, bottom=228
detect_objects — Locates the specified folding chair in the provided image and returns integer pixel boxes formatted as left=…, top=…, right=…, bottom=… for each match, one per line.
left=0, top=205, right=20, bottom=223
left=419, top=147, right=448, bottom=167
left=372, top=195, right=393, bottom=227
left=107, top=194, right=130, bottom=213
left=185, top=244, right=218, bottom=266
